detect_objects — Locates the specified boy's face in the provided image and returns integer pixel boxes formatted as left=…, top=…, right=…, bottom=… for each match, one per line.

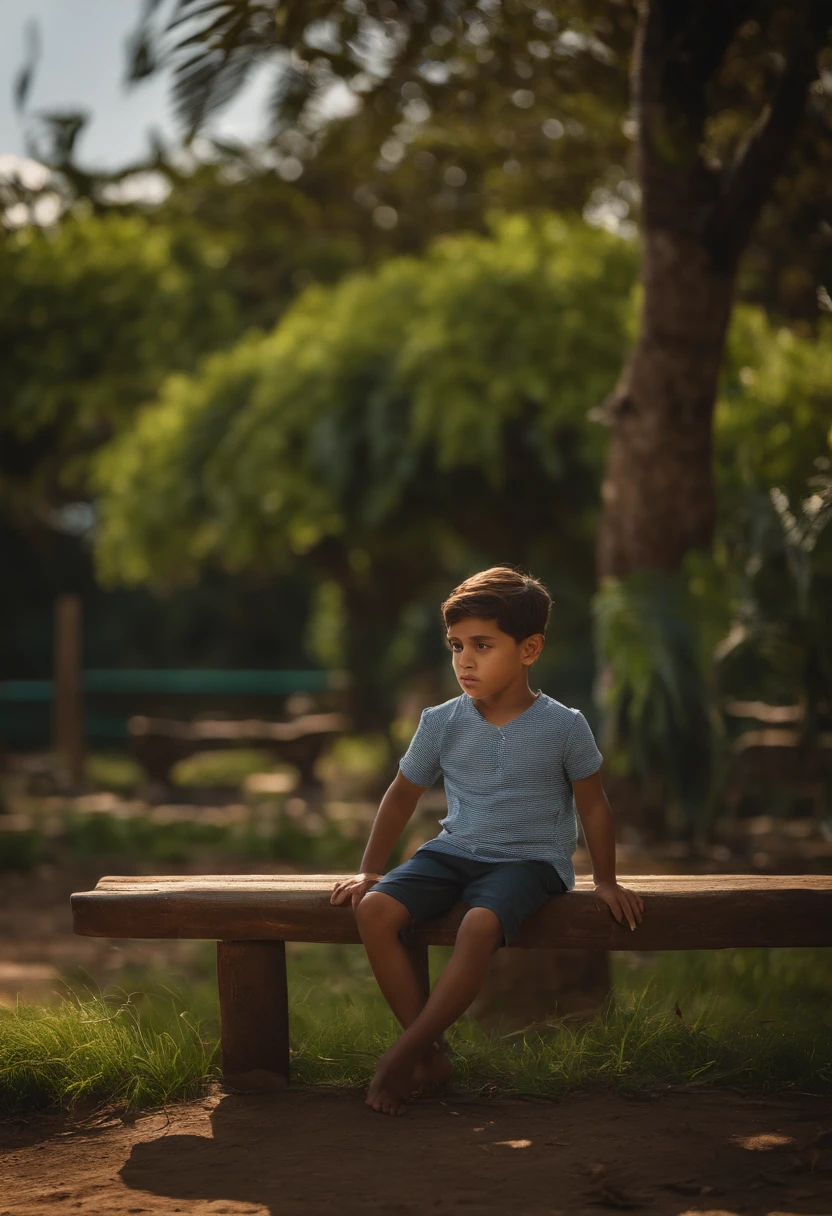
left=446, top=616, right=543, bottom=698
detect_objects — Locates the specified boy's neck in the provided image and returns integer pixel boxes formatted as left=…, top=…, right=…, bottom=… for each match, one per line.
left=469, top=676, right=539, bottom=726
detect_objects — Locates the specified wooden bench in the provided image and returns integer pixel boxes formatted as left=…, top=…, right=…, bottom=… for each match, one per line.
left=71, top=873, right=832, bottom=1088
left=129, top=711, right=349, bottom=796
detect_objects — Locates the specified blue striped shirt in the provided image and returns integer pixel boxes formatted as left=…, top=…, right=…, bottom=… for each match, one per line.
left=399, top=692, right=603, bottom=889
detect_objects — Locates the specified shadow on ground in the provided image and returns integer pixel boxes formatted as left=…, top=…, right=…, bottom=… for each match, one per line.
left=112, top=1089, right=832, bottom=1216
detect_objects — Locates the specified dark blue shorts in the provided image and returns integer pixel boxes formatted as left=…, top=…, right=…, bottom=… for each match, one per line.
left=372, top=846, right=566, bottom=946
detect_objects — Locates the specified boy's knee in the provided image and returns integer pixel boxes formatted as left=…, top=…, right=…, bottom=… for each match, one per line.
left=355, top=890, right=410, bottom=934
left=458, top=906, right=504, bottom=951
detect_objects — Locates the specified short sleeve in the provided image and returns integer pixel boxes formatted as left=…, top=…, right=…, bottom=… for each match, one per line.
left=399, top=708, right=442, bottom=786
left=562, top=710, right=603, bottom=782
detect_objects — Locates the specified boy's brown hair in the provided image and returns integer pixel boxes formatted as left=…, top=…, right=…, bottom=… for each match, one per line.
left=442, top=567, right=552, bottom=642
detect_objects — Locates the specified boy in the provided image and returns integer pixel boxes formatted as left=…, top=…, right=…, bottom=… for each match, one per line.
left=331, top=566, right=643, bottom=1116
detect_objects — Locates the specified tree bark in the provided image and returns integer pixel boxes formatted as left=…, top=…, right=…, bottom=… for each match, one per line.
left=597, top=233, right=735, bottom=576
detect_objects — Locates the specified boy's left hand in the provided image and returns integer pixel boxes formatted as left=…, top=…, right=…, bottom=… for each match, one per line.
left=592, top=881, right=643, bottom=931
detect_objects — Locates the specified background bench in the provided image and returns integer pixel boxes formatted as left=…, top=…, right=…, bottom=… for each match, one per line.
left=71, top=873, right=832, bottom=1088
left=129, top=710, right=349, bottom=796
left=0, top=665, right=344, bottom=794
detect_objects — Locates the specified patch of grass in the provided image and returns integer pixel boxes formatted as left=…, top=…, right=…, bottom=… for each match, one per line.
left=66, top=812, right=230, bottom=864
left=288, top=945, right=832, bottom=1096
left=290, top=986, right=832, bottom=1098
left=0, top=990, right=217, bottom=1115
left=613, top=945, right=832, bottom=1021
left=316, top=734, right=392, bottom=795
left=171, top=748, right=277, bottom=788
left=86, top=753, right=143, bottom=795
left=59, top=806, right=414, bottom=870
left=5, top=944, right=828, bottom=1115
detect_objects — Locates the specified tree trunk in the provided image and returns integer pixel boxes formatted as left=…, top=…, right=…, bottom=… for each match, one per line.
left=597, top=233, right=735, bottom=577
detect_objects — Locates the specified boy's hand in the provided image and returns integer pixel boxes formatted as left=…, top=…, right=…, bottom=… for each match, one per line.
left=592, top=881, right=643, bottom=931
left=330, top=873, right=383, bottom=911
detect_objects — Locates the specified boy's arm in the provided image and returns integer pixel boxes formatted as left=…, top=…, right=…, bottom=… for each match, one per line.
left=572, top=772, right=644, bottom=931
left=330, top=769, right=427, bottom=910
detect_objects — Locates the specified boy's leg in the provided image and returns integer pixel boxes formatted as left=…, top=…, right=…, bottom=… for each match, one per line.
left=355, top=891, right=430, bottom=1028
left=357, top=852, right=471, bottom=1096
left=366, top=860, right=564, bottom=1115
left=356, top=890, right=453, bottom=1094
left=366, top=905, right=503, bottom=1115
left=357, top=850, right=471, bottom=1028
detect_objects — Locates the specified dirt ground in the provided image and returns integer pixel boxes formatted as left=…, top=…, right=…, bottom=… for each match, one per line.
left=1, top=1088, right=830, bottom=1216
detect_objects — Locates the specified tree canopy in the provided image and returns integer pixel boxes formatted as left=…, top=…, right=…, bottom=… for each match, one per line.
left=94, top=215, right=635, bottom=584
left=127, top=0, right=832, bottom=323
left=0, top=212, right=239, bottom=521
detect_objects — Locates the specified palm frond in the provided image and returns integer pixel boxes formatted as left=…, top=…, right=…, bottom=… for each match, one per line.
left=593, top=570, right=718, bottom=836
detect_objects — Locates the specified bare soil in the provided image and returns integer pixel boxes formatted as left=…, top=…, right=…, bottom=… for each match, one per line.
left=1, top=1088, right=830, bottom=1216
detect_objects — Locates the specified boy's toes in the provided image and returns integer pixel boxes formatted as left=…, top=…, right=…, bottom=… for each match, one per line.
left=365, top=1085, right=404, bottom=1116
left=366, top=1051, right=414, bottom=1115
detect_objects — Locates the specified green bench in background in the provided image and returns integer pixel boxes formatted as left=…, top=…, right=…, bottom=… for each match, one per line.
left=0, top=669, right=344, bottom=793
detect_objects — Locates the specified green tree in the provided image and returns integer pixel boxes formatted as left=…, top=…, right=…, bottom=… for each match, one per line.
left=0, top=212, right=239, bottom=521
left=94, top=215, right=636, bottom=724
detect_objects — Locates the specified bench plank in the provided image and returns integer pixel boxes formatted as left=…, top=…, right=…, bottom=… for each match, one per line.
left=71, top=874, right=832, bottom=951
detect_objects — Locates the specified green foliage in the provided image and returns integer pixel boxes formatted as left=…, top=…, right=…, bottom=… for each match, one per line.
left=713, top=472, right=832, bottom=730
left=320, top=734, right=391, bottom=781
left=58, top=806, right=373, bottom=871
left=171, top=748, right=276, bottom=789
left=712, top=313, right=832, bottom=724
left=127, top=1, right=832, bottom=324
left=0, top=212, right=239, bottom=513
left=92, top=213, right=635, bottom=724
left=716, top=309, right=832, bottom=511
left=95, top=213, right=635, bottom=588
left=66, top=811, right=230, bottom=865
left=86, top=752, right=144, bottom=794
left=593, top=570, right=720, bottom=836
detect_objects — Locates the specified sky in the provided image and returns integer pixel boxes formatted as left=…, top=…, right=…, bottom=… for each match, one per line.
left=0, top=0, right=272, bottom=171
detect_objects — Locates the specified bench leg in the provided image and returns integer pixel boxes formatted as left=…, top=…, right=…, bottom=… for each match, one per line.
left=217, top=940, right=289, bottom=1089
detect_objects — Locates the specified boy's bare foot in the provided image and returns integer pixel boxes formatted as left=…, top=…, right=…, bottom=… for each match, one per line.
left=411, top=1041, right=453, bottom=1094
left=366, top=1045, right=420, bottom=1116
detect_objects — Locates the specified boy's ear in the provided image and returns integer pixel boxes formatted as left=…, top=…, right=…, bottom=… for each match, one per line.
left=521, top=633, right=545, bottom=665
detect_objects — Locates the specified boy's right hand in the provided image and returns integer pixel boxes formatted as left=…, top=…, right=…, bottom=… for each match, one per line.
left=330, top=873, right=383, bottom=911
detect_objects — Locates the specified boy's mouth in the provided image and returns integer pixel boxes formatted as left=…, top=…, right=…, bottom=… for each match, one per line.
left=459, top=676, right=478, bottom=686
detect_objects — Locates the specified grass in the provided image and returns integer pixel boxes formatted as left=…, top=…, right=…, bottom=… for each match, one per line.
left=2, top=945, right=830, bottom=1116
left=0, top=991, right=216, bottom=1114
left=0, top=806, right=369, bottom=871
left=171, top=748, right=281, bottom=788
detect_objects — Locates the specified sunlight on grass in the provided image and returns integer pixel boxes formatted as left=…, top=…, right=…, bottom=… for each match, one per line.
left=2, top=945, right=830, bottom=1114
left=171, top=748, right=277, bottom=788
left=0, top=991, right=217, bottom=1114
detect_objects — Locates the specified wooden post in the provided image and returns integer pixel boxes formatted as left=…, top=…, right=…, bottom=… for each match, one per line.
left=53, top=594, right=84, bottom=789
left=216, top=940, right=290, bottom=1089
left=468, top=946, right=611, bottom=1031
